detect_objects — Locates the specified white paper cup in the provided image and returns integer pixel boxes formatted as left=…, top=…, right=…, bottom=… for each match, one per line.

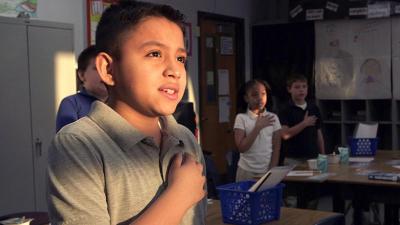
left=307, top=159, right=318, bottom=170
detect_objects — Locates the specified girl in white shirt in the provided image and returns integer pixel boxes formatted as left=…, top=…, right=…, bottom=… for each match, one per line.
left=233, top=79, right=281, bottom=182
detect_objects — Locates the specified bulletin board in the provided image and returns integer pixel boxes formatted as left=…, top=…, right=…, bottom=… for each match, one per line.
left=315, top=19, right=392, bottom=99
left=86, top=0, right=118, bottom=45
left=393, top=18, right=400, bottom=100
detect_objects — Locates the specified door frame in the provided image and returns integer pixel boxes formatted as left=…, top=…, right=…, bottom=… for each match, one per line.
left=197, top=11, right=246, bottom=141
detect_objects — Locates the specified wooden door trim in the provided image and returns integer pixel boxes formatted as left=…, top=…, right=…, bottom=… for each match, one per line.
left=197, top=11, right=246, bottom=126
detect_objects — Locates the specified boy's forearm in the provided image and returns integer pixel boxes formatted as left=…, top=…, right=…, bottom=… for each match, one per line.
left=281, top=122, right=307, bottom=140
left=317, top=129, right=325, bottom=154
left=130, top=188, right=190, bottom=225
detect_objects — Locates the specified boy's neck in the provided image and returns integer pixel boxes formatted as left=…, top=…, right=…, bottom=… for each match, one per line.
left=292, top=98, right=306, bottom=105
left=108, top=99, right=162, bottom=145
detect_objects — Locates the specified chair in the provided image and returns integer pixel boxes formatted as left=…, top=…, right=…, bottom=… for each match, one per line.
left=203, top=151, right=221, bottom=199
left=0, top=212, right=49, bottom=225
left=314, top=214, right=345, bottom=225
left=225, top=150, right=240, bottom=183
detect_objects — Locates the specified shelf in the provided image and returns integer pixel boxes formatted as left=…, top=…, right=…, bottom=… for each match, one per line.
left=344, top=123, right=357, bottom=139
left=318, top=100, right=341, bottom=121
left=370, top=121, right=392, bottom=124
left=397, top=100, right=400, bottom=122
left=369, top=100, right=391, bottom=121
left=343, top=100, right=366, bottom=121
left=343, top=121, right=360, bottom=124
left=324, top=121, right=341, bottom=124
left=377, top=124, right=393, bottom=150
left=322, top=123, right=342, bottom=154
left=317, top=99, right=398, bottom=150
left=397, top=125, right=400, bottom=149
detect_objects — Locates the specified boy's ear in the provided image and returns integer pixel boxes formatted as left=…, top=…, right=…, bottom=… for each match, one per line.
left=77, top=69, right=85, bottom=82
left=96, top=52, right=115, bottom=86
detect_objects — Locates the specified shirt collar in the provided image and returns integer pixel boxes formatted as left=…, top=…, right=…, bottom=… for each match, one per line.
left=88, top=101, right=183, bottom=152
left=289, top=99, right=308, bottom=109
left=246, top=108, right=268, bottom=119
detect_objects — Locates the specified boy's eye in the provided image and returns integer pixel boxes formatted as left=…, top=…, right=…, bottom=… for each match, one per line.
left=147, top=51, right=161, bottom=58
left=177, top=56, right=186, bottom=64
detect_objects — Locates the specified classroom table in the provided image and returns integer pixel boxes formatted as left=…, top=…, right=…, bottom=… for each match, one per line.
left=283, top=151, right=400, bottom=225
left=206, top=200, right=343, bottom=225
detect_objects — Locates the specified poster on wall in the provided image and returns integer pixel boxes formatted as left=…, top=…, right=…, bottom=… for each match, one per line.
left=87, top=0, right=118, bottom=45
left=393, top=18, right=400, bottom=100
left=315, top=19, right=391, bottom=99
left=0, top=0, right=37, bottom=17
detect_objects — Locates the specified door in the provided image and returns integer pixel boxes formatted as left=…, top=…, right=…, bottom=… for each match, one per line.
left=198, top=13, right=245, bottom=173
left=28, top=25, right=75, bottom=211
left=0, top=21, right=35, bottom=214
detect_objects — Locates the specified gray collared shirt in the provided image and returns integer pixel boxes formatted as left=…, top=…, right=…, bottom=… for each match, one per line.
left=47, top=101, right=206, bottom=225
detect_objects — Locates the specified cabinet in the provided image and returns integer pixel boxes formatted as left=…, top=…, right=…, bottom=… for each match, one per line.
left=0, top=17, right=75, bottom=214
left=319, top=99, right=399, bottom=153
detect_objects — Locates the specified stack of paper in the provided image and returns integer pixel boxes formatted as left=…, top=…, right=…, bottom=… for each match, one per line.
left=354, top=122, right=378, bottom=138
left=248, top=166, right=294, bottom=192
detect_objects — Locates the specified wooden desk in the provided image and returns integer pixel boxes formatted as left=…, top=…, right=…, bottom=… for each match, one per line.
left=284, top=151, right=400, bottom=225
left=207, top=200, right=343, bottom=225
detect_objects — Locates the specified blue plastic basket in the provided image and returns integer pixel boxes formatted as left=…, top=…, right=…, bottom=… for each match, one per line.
left=216, top=181, right=283, bottom=225
left=348, top=138, right=378, bottom=156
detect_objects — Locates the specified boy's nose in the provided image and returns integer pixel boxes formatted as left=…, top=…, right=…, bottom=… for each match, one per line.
left=163, top=57, right=182, bottom=79
left=163, top=68, right=181, bottom=79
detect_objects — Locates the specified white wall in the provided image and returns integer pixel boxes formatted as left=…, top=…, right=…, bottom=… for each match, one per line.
left=36, top=0, right=86, bottom=57
left=33, top=0, right=255, bottom=113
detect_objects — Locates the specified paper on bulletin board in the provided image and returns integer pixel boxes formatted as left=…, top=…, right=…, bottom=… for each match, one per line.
left=206, top=37, right=214, bottom=48
left=218, top=69, right=229, bottom=95
left=218, top=96, right=230, bottom=123
left=393, top=57, right=400, bottom=99
left=315, top=19, right=391, bottom=99
left=0, top=0, right=37, bottom=17
left=393, top=18, right=400, bottom=99
left=206, top=71, right=214, bottom=85
left=220, top=36, right=233, bottom=55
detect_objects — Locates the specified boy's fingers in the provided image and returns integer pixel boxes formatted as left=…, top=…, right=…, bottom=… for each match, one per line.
left=305, top=111, right=309, bottom=117
left=197, top=162, right=204, bottom=172
left=172, top=152, right=183, bottom=168
left=182, top=152, right=196, bottom=164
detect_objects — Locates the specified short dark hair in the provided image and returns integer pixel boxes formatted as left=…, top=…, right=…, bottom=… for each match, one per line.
left=95, top=0, right=185, bottom=61
left=76, top=45, right=100, bottom=87
left=77, top=45, right=99, bottom=72
left=244, top=79, right=271, bottom=94
left=286, top=74, right=308, bottom=87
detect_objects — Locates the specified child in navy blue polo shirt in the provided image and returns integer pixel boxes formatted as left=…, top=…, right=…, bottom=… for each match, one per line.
left=55, top=45, right=108, bottom=132
left=279, top=74, right=325, bottom=166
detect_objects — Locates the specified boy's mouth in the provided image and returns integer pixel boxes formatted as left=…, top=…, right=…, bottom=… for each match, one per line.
left=162, top=88, right=176, bottom=95
left=159, top=86, right=179, bottom=100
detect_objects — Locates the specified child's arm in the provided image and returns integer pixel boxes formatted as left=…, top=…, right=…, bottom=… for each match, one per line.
left=234, top=114, right=276, bottom=153
left=281, top=111, right=317, bottom=140
left=269, top=129, right=281, bottom=168
left=317, top=129, right=326, bottom=154
left=131, top=153, right=206, bottom=225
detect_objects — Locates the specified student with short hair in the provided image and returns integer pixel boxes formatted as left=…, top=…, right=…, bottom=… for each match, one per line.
left=279, top=74, right=325, bottom=165
left=47, top=1, right=206, bottom=225
left=55, top=45, right=108, bottom=132
left=233, top=79, right=281, bottom=182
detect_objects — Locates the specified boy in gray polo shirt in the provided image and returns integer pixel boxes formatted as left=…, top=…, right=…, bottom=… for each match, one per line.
left=47, top=1, right=207, bottom=225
